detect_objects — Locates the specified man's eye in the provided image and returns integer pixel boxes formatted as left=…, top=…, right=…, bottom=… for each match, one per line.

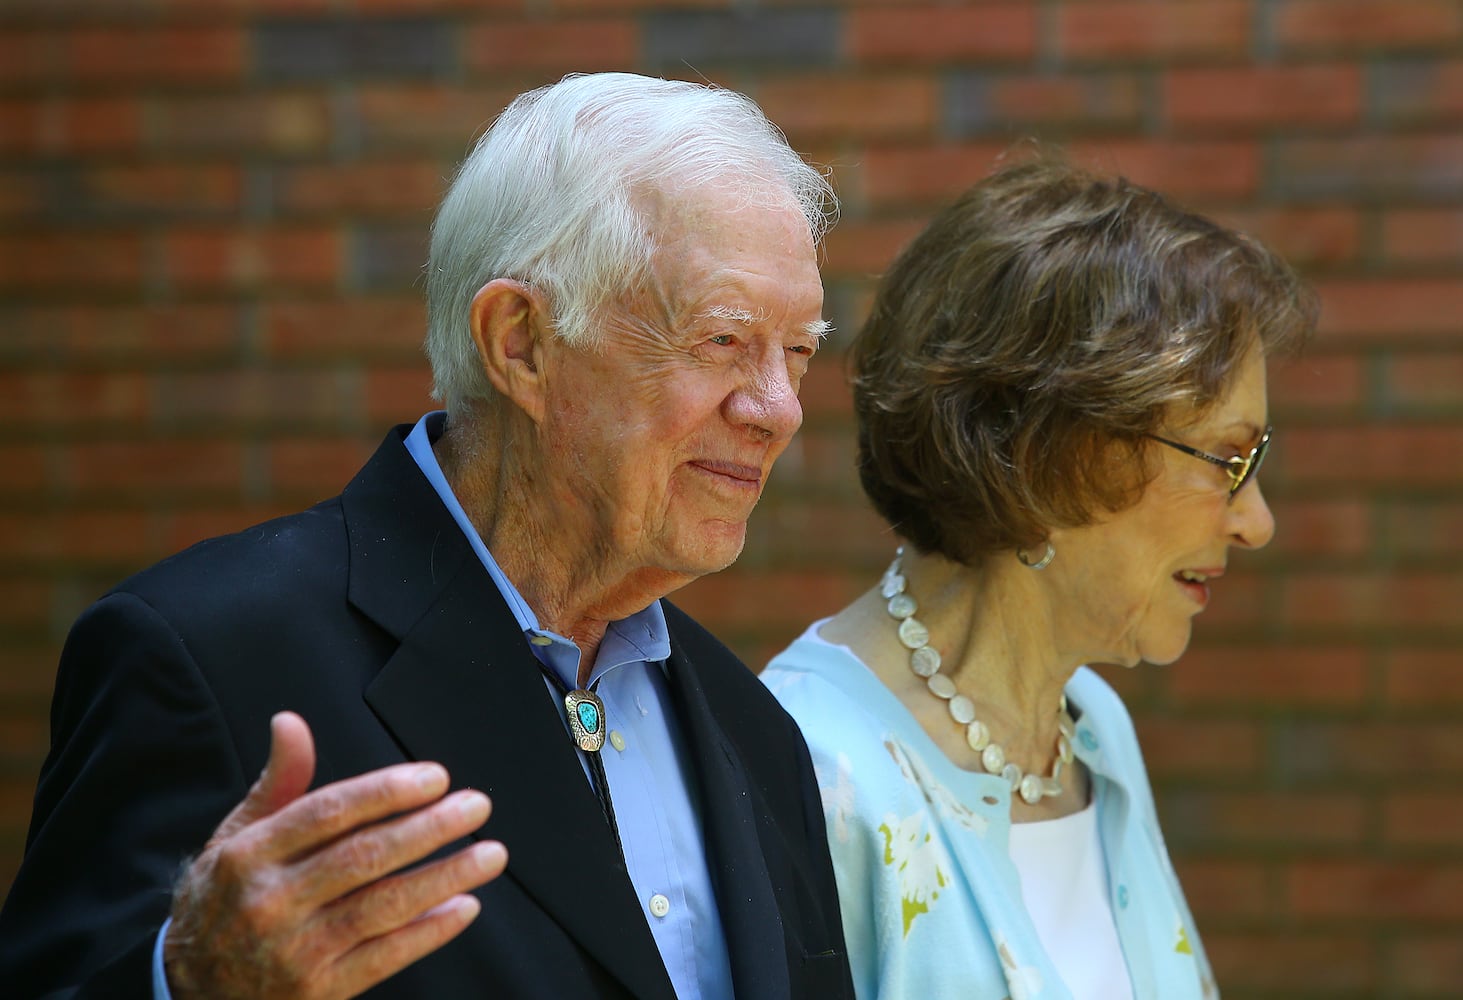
left=709, top=334, right=734, bottom=346
left=788, top=344, right=813, bottom=356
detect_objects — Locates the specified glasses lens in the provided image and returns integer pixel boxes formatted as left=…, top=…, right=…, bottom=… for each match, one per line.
left=1229, top=428, right=1271, bottom=499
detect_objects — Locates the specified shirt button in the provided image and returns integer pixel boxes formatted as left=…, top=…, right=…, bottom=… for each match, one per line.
left=608, top=730, right=626, bottom=752
left=648, top=893, right=671, bottom=918
left=529, top=635, right=553, bottom=647
left=1080, top=730, right=1099, bottom=752
left=1117, top=885, right=1130, bottom=909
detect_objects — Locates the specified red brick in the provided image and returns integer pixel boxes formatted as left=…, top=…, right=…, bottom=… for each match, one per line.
left=352, top=0, right=514, bottom=10
left=1211, top=206, right=1363, bottom=267
left=267, top=437, right=381, bottom=497
left=1280, top=426, right=1463, bottom=488
left=1135, top=718, right=1264, bottom=778
left=1064, top=138, right=1262, bottom=200
left=0, top=372, right=152, bottom=430
left=261, top=299, right=426, bottom=360
left=157, top=370, right=356, bottom=430
left=1315, top=278, right=1463, bottom=342
left=356, top=84, right=525, bottom=150
left=820, top=218, right=925, bottom=279
left=161, top=503, right=310, bottom=556
left=792, top=355, right=853, bottom=422
left=1283, top=721, right=1463, bottom=780
left=0, top=171, right=46, bottom=222
left=365, top=366, right=436, bottom=424
left=273, top=161, right=447, bottom=216
left=1269, top=354, right=1367, bottom=413
left=1385, top=353, right=1463, bottom=411
left=1167, top=646, right=1368, bottom=708
left=1282, top=569, right=1463, bottom=631
left=1057, top=0, right=1253, bottom=61
left=673, top=568, right=869, bottom=635
left=1385, top=793, right=1463, bottom=848
left=1287, top=861, right=1463, bottom=920
left=1266, top=498, right=1371, bottom=558
left=1381, top=209, right=1463, bottom=263
left=0, top=97, right=144, bottom=156
left=73, top=165, right=243, bottom=217
left=0, top=304, right=242, bottom=364
left=1385, top=649, right=1463, bottom=707
left=1204, top=932, right=1378, bottom=992
left=161, top=227, right=342, bottom=292
left=1389, top=934, right=1463, bottom=992
left=1165, top=65, right=1362, bottom=129
left=743, top=501, right=894, bottom=569
left=1186, top=571, right=1266, bottom=629
left=1273, top=0, right=1463, bottom=51
left=1170, top=858, right=1271, bottom=920
left=0, top=31, right=56, bottom=86
left=0, top=577, right=53, bottom=630
left=0, top=510, right=155, bottom=566
left=860, top=140, right=1034, bottom=208
left=64, top=25, right=245, bottom=84
left=0, top=446, right=49, bottom=498
left=62, top=440, right=245, bottom=498
left=1384, top=498, right=1463, bottom=558
left=1166, top=791, right=1368, bottom=848
left=848, top=5, right=1037, bottom=63
left=985, top=73, right=1144, bottom=129
left=464, top=19, right=637, bottom=73
left=0, top=645, right=60, bottom=701
left=0, top=233, right=146, bottom=292
left=755, top=75, right=938, bottom=141
left=151, top=94, right=332, bottom=155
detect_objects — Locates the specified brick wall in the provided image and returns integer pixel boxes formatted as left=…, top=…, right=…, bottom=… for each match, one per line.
left=1, top=1, right=1460, bottom=995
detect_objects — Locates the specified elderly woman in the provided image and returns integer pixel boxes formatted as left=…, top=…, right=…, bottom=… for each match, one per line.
left=761, top=157, right=1317, bottom=999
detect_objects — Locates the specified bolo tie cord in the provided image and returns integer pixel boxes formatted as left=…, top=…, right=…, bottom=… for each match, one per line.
left=538, top=667, right=624, bottom=857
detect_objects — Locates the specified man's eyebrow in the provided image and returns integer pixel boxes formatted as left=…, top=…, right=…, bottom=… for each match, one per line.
left=699, top=304, right=767, bottom=324
left=804, top=318, right=834, bottom=340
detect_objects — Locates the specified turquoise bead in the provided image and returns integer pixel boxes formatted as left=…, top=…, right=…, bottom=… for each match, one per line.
left=577, top=701, right=600, bottom=733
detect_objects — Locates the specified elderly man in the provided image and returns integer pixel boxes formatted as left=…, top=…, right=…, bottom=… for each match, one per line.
left=0, top=73, right=854, bottom=1000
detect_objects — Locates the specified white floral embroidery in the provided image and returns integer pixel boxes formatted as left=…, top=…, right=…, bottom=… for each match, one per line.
left=884, top=738, right=990, bottom=836
left=995, top=931, right=1045, bottom=1000
left=816, top=752, right=856, bottom=845
left=877, top=810, right=949, bottom=937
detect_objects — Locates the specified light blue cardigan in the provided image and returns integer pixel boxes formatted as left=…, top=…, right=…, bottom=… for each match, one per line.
left=762, top=625, right=1218, bottom=1000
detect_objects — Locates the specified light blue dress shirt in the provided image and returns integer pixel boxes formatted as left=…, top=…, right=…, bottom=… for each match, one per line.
left=154, top=413, right=733, bottom=1000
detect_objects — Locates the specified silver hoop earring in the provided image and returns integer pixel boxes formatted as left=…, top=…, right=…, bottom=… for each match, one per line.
left=1017, top=541, right=1055, bottom=570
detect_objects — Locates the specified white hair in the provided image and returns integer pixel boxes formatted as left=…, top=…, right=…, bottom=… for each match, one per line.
left=424, top=72, right=839, bottom=413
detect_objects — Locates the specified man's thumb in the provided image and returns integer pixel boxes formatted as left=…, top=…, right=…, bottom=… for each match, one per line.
left=212, top=711, right=316, bottom=842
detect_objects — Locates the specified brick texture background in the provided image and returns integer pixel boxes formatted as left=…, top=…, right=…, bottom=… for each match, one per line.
left=1, top=2, right=1460, bottom=995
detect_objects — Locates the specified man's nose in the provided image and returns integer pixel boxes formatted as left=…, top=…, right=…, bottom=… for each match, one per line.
left=726, top=348, right=802, bottom=443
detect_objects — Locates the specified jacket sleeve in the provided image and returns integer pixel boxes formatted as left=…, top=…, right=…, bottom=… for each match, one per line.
left=0, top=592, right=249, bottom=999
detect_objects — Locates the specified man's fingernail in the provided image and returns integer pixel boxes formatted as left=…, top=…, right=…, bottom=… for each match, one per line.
left=416, top=764, right=447, bottom=792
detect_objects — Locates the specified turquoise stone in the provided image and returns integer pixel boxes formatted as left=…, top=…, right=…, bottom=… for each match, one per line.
left=577, top=701, right=601, bottom=734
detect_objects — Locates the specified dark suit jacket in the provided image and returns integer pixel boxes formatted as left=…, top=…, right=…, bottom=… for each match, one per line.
left=0, top=424, right=853, bottom=1000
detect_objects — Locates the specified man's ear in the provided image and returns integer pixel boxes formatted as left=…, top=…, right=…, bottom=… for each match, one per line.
left=468, top=278, right=549, bottom=424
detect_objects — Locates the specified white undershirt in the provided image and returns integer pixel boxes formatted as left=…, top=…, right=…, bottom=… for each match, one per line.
left=1008, top=801, right=1136, bottom=1000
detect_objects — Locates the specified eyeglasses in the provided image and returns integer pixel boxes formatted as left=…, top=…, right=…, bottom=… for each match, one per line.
left=1147, top=425, right=1272, bottom=503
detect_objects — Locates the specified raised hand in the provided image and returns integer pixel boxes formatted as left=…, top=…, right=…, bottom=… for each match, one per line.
left=163, top=712, right=507, bottom=999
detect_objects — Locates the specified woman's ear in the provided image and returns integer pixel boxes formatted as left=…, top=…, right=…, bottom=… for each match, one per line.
left=468, top=278, right=549, bottom=424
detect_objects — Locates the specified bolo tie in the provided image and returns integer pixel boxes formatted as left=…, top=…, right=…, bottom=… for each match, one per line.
left=537, top=666, right=623, bottom=855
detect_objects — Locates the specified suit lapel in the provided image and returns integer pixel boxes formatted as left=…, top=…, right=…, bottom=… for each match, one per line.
left=342, top=427, right=676, bottom=1000
left=664, top=624, right=793, bottom=1000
